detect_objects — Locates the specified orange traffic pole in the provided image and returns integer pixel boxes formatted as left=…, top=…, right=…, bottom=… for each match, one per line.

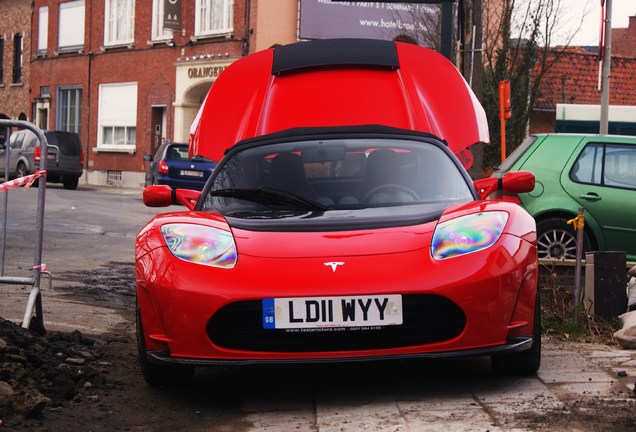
left=499, top=80, right=511, bottom=163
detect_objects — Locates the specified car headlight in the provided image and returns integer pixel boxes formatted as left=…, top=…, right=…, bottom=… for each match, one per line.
left=160, top=224, right=237, bottom=268
left=431, top=211, right=508, bottom=260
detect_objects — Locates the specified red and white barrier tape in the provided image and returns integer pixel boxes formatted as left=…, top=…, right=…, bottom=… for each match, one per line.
left=0, top=170, right=46, bottom=192
left=33, top=263, right=49, bottom=273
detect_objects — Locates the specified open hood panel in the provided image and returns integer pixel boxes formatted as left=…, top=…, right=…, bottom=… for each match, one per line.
left=189, top=39, right=489, bottom=167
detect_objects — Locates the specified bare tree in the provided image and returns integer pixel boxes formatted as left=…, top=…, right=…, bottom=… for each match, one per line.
left=388, top=4, right=443, bottom=51
left=482, top=0, right=593, bottom=169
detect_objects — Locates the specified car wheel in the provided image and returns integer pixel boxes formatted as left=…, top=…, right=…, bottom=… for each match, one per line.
left=63, top=177, right=79, bottom=190
left=136, top=301, right=194, bottom=387
left=16, top=162, right=28, bottom=178
left=536, top=218, right=591, bottom=260
left=491, top=291, right=541, bottom=376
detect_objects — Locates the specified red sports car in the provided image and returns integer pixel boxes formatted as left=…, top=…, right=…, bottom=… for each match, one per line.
left=135, top=39, right=539, bottom=386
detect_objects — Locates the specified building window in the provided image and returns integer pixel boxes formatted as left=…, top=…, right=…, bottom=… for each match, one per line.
left=0, top=38, right=4, bottom=83
left=12, top=34, right=22, bottom=84
left=105, top=0, right=135, bottom=46
left=57, top=86, right=82, bottom=134
left=97, top=83, right=137, bottom=151
left=195, top=0, right=233, bottom=37
left=38, top=6, right=49, bottom=54
left=152, top=0, right=173, bottom=41
left=107, top=170, right=123, bottom=185
left=58, top=1, right=85, bottom=51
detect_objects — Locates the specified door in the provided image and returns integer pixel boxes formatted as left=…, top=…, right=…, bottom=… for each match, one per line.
left=150, top=106, right=166, bottom=152
left=563, top=139, right=636, bottom=259
left=1, top=132, right=26, bottom=177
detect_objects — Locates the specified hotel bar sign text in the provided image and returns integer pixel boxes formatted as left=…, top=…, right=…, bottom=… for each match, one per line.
left=187, top=66, right=227, bottom=79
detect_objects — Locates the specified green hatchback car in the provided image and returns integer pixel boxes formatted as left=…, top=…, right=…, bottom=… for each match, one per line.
left=494, top=134, right=636, bottom=261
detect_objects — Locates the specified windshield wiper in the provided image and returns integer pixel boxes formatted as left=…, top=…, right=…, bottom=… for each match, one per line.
left=210, top=187, right=329, bottom=211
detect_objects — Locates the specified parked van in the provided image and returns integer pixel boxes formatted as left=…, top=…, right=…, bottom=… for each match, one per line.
left=0, top=129, right=84, bottom=190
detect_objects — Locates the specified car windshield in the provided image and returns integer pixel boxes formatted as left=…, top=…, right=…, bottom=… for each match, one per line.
left=200, top=137, right=473, bottom=217
left=497, top=135, right=538, bottom=172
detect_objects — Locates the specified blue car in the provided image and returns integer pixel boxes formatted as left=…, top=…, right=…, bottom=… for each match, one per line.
left=145, top=142, right=216, bottom=190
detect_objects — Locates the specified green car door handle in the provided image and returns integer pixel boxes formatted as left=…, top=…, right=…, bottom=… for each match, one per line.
left=579, top=192, right=601, bottom=201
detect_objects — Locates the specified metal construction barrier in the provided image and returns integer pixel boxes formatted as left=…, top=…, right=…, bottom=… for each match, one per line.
left=0, top=120, right=51, bottom=333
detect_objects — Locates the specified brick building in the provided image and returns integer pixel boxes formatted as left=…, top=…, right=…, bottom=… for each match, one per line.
left=28, top=0, right=298, bottom=187
left=13, top=1, right=477, bottom=186
left=0, top=0, right=32, bottom=133
left=612, top=15, right=636, bottom=58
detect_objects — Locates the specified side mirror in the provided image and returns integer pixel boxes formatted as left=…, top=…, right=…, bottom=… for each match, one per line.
left=474, top=171, right=535, bottom=200
left=500, top=171, right=535, bottom=194
left=143, top=185, right=201, bottom=210
left=143, top=154, right=153, bottom=161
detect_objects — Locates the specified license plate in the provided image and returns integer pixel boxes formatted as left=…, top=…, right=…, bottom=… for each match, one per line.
left=262, top=294, right=403, bottom=329
left=47, top=153, right=56, bottom=160
left=180, top=170, right=203, bottom=177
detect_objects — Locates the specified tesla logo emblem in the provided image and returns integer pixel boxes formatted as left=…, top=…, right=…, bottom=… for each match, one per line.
left=324, top=262, right=344, bottom=272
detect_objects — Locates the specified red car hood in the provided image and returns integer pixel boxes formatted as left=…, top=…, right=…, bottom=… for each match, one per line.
left=232, top=224, right=435, bottom=259
left=189, top=39, right=488, bottom=168
left=137, top=199, right=535, bottom=262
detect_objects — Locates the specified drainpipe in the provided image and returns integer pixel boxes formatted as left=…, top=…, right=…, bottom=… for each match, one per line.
left=242, top=0, right=251, bottom=56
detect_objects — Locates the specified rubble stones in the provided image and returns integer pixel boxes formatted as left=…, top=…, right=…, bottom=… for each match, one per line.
left=0, top=317, right=105, bottom=427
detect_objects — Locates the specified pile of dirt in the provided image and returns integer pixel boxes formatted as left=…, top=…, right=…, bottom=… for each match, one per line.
left=0, top=317, right=107, bottom=428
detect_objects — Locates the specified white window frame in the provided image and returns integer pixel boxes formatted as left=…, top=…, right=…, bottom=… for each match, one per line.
left=151, top=0, right=174, bottom=42
left=104, top=0, right=135, bottom=47
left=56, top=86, right=82, bottom=133
left=194, top=0, right=234, bottom=38
left=38, top=6, right=49, bottom=53
left=58, top=1, right=85, bottom=51
left=97, top=82, right=138, bottom=152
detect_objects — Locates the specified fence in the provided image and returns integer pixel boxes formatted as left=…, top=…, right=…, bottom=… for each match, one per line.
left=0, top=120, right=51, bottom=333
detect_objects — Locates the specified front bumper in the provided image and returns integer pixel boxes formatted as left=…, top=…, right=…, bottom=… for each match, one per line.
left=145, top=337, right=534, bottom=366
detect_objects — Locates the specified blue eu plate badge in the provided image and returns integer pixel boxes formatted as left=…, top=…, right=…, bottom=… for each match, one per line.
left=262, top=298, right=276, bottom=329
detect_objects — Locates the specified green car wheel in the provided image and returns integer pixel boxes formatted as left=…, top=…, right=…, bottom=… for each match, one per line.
left=536, top=218, right=592, bottom=260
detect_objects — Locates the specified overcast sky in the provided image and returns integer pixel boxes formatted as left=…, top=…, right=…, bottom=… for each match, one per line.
left=557, top=0, right=636, bottom=46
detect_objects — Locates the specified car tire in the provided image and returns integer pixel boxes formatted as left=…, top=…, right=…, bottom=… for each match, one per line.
left=63, top=177, right=79, bottom=190
left=536, top=218, right=592, bottom=260
left=136, top=301, right=194, bottom=387
left=491, top=292, right=541, bottom=376
left=16, top=162, right=28, bottom=179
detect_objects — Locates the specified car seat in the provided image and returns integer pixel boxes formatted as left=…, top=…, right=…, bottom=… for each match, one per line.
left=267, top=153, right=334, bottom=205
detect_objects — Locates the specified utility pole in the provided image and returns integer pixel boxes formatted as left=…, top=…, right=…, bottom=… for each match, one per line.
left=600, top=0, right=612, bottom=135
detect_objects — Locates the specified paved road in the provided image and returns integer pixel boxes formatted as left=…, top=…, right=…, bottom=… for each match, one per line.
left=233, top=346, right=636, bottom=431
left=1, top=184, right=635, bottom=431
left=0, top=183, right=163, bottom=332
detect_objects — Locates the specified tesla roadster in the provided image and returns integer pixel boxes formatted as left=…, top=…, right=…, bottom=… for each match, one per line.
left=135, top=39, right=539, bottom=386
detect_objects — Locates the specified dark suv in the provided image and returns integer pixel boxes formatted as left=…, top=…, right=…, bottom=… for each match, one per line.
left=6, top=129, right=84, bottom=190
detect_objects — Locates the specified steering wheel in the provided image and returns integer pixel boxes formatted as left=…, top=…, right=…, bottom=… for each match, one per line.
left=362, top=184, right=419, bottom=203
